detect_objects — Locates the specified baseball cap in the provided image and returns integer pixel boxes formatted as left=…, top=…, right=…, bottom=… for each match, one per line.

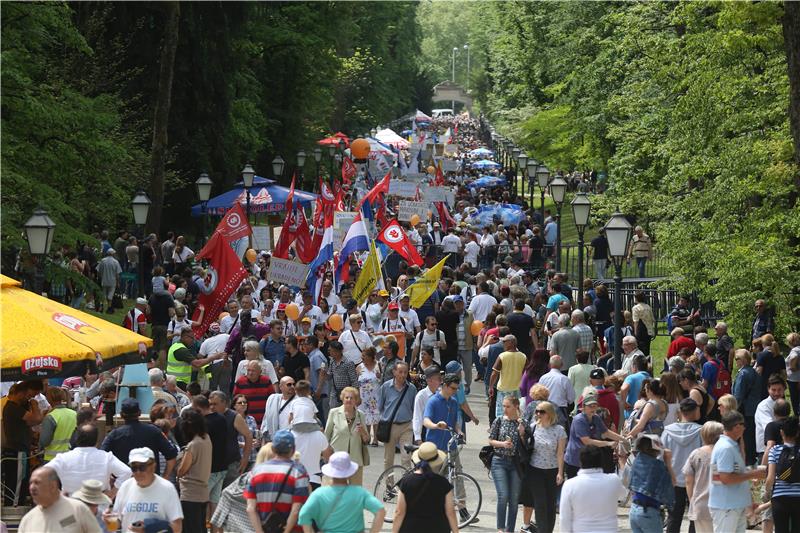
left=433, top=222, right=440, bottom=227
left=580, top=391, right=599, bottom=406
left=141, top=518, right=173, bottom=533
left=378, top=289, right=390, bottom=297
left=450, top=295, right=464, bottom=303
left=399, top=294, right=410, bottom=301
left=136, top=297, right=148, bottom=306
left=121, top=397, right=140, bottom=416
left=277, top=303, right=287, bottom=311
left=129, top=447, right=155, bottom=464
left=388, top=302, right=399, bottom=310
left=271, top=429, right=295, bottom=454
left=590, top=368, right=606, bottom=380
left=445, top=360, right=462, bottom=374
left=301, top=317, right=312, bottom=323
left=636, top=433, right=664, bottom=452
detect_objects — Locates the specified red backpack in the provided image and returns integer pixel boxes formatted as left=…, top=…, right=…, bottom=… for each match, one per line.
left=710, top=359, right=732, bottom=397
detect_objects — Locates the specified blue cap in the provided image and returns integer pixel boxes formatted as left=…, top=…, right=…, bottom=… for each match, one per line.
left=451, top=295, right=464, bottom=303
left=272, top=429, right=295, bottom=454
left=445, top=360, right=462, bottom=373
left=142, top=518, right=173, bottom=533
left=121, top=397, right=140, bottom=416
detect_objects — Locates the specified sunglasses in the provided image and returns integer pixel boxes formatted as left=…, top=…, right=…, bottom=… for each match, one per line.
left=130, top=462, right=153, bottom=472
left=534, top=409, right=547, bottom=415
left=430, top=323, right=438, bottom=327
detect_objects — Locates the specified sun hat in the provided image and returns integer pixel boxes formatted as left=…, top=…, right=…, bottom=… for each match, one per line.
left=129, top=447, right=155, bottom=464
left=271, top=429, right=295, bottom=454
left=411, top=441, right=446, bottom=471
left=580, top=391, right=599, bottom=406
left=71, top=479, right=111, bottom=506
left=321, top=451, right=359, bottom=479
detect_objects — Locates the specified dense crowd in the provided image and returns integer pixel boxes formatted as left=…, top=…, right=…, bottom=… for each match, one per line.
left=3, top=115, right=800, bottom=533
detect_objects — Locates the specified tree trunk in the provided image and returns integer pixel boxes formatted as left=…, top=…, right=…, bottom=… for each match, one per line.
left=782, top=0, right=800, bottom=328
left=146, top=2, right=180, bottom=235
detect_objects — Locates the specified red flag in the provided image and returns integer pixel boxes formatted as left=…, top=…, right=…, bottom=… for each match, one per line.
left=434, top=160, right=445, bottom=186
left=198, top=203, right=251, bottom=257
left=192, top=231, right=248, bottom=337
left=435, top=202, right=457, bottom=231
left=378, top=219, right=424, bottom=267
left=358, top=170, right=391, bottom=209
left=273, top=174, right=296, bottom=258
left=333, top=182, right=346, bottom=211
left=342, top=157, right=357, bottom=185
left=294, top=208, right=315, bottom=263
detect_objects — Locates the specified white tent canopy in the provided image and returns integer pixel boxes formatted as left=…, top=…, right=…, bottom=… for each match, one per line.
left=375, top=128, right=410, bottom=149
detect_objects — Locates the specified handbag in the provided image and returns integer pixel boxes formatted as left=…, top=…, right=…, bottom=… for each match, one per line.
left=479, top=445, right=494, bottom=470
left=261, top=466, right=292, bottom=533
left=376, top=384, right=410, bottom=443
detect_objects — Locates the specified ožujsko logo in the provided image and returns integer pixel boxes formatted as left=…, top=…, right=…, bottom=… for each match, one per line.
left=22, top=356, right=62, bottom=375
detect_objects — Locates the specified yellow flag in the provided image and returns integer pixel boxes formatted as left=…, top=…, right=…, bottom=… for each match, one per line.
left=406, top=255, right=449, bottom=308
left=352, top=240, right=383, bottom=306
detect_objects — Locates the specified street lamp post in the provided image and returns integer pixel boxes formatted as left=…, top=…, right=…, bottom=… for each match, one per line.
left=604, top=211, right=633, bottom=370
left=549, top=176, right=567, bottom=271
left=452, top=46, right=459, bottom=111
left=313, top=147, right=322, bottom=182
left=23, top=207, right=56, bottom=295
left=195, top=172, right=213, bottom=246
left=327, top=144, right=336, bottom=178
left=518, top=152, right=528, bottom=202
left=571, top=192, right=592, bottom=303
left=511, top=147, right=521, bottom=197
left=536, top=165, right=551, bottom=225
left=528, top=159, right=539, bottom=210
left=242, top=163, right=255, bottom=248
left=463, top=43, right=470, bottom=92
left=296, top=151, right=306, bottom=184
left=130, top=191, right=152, bottom=298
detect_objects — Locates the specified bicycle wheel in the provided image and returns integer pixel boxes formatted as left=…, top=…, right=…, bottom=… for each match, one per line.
left=451, top=471, right=482, bottom=528
left=372, top=465, right=409, bottom=523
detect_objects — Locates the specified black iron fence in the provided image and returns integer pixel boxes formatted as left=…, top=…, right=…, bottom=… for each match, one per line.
left=559, top=243, right=671, bottom=283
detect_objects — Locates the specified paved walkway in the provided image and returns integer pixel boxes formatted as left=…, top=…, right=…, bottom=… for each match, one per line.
left=359, top=383, right=659, bottom=532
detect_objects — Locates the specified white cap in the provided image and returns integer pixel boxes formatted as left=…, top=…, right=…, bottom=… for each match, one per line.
left=129, top=447, right=155, bottom=464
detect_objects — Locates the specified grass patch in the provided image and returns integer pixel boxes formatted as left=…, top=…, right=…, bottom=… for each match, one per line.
left=83, top=299, right=136, bottom=325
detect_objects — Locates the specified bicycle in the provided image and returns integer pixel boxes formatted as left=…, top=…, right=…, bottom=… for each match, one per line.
left=373, top=427, right=482, bottom=528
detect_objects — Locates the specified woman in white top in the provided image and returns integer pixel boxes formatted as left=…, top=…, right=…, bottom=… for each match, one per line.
left=785, top=332, right=800, bottom=416
left=172, top=235, right=194, bottom=271
left=340, top=314, right=373, bottom=365
left=167, top=304, right=204, bottom=344
left=234, top=339, right=278, bottom=384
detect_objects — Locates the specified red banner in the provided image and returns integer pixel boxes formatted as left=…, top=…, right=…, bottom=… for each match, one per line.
left=273, top=175, right=296, bottom=258
left=342, top=157, right=357, bottom=185
left=198, top=203, right=251, bottom=257
left=192, top=231, right=248, bottom=337
left=378, top=219, right=424, bottom=267
left=294, top=208, right=315, bottom=263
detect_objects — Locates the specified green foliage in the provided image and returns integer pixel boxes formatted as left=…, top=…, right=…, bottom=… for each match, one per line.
left=456, top=0, right=800, bottom=339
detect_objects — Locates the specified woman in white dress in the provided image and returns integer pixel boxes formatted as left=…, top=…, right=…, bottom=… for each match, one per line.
left=356, top=347, right=381, bottom=446
left=340, top=313, right=373, bottom=365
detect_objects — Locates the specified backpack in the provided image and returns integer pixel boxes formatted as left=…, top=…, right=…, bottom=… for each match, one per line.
left=710, top=359, right=732, bottom=397
left=776, top=445, right=800, bottom=484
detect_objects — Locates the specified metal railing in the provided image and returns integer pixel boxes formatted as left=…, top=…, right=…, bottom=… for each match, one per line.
left=558, top=244, right=671, bottom=282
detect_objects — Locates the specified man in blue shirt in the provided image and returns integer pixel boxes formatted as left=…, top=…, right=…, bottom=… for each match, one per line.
left=260, top=320, right=286, bottom=368
left=619, top=355, right=650, bottom=418
left=377, top=362, right=416, bottom=475
left=709, top=411, right=765, bottom=532
left=700, top=344, right=722, bottom=398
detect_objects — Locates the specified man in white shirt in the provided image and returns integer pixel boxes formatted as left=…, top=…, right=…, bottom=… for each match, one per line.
left=297, top=291, right=323, bottom=329
left=47, top=424, right=132, bottom=495
left=411, top=316, right=447, bottom=366
left=559, top=445, right=627, bottom=533
left=262, top=376, right=298, bottom=439
left=755, top=375, right=786, bottom=456
left=413, top=366, right=442, bottom=444
left=538, top=355, right=575, bottom=417
left=397, top=294, right=422, bottom=335
left=430, top=222, right=445, bottom=246
left=441, top=228, right=462, bottom=254
left=197, top=323, right=230, bottom=391
left=463, top=236, right=480, bottom=268
left=467, top=281, right=497, bottom=322
left=616, top=336, right=646, bottom=377
left=320, top=280, right=341, bottom=314
left=364, top=290, right=389, bottom=333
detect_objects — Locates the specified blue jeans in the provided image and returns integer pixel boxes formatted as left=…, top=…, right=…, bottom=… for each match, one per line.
left=630, top=503, right=662, bottom=533
left=636, top=257, right=647, bottom=278
left=491, top=455, right=521, bottom=532
left=472, top=349, right=485, bottom=380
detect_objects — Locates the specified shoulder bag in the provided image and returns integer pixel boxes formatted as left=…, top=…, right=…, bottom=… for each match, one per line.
left=376, top=384, right=409, bottom=443
left=312, top=485, right=348, bottom=532
left=261, top=466, right=292, bottom=533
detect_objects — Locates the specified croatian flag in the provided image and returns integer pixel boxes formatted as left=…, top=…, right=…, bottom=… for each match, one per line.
left=335, top=214, right=370, bottom=284
left=306, top=209, right=335, bottom=303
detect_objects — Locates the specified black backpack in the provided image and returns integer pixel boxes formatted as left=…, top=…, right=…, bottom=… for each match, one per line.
left=776, top=445, right=800, bottom=484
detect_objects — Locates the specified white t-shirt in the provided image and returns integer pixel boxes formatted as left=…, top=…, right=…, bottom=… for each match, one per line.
left=468, top=293, right=497, bottom=322
left=559, top=468, right=626, bottom=533
left=397, top=308, right=421, bottom=332
left=167, top=317, right=192, bottom=344
left=199, top=334, right=230, bottom=366
left=365, top=303, right=385, bottom=333
left=413, top=329, right=445, bottom=365
left=323, top=293, right=342, bottom=313
left=340, top=329, right=373, bottom=364
left=464, top=241, right=480, bottom=267
left=300, top=305, right=323, bottom=329
left=441, top=234, right=462, bottom=253
left=114, top=475, right=183, bottom=532
left=292, top=430, right=330, bottom=485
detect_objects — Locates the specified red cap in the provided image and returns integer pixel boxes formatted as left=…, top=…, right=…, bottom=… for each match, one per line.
left=388, top=302, right=399, bottom=310
left=277, top=303, right=287, bottom=311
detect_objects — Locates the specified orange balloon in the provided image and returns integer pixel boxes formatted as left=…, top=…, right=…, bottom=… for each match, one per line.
left=285, top=303, right=300, bottom=321
left=327, top=313, right=344, bottom=332
left=245, top=248, right=257, bottom=263
left=351, top=138, right=371, bottom=160
left=427, top=165, right=436, bottom=175
left=470, top=320, right=484, bottom=337
left=218, top=312, right=230, bottom=321
left=426, top=210, right=433, bottom=220
left=410, top=214, right=421, bottom=226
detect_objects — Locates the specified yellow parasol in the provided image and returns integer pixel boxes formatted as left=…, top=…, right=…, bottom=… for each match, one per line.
left=0, top=275, right=152, bottom=381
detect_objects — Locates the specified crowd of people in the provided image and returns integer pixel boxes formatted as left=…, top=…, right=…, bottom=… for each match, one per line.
left=3, top=114, right=800, bottom=533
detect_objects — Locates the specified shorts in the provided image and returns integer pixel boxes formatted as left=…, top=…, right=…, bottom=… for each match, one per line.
left=152, top=325, right=168, bottom=352
left=208, top=470, right=226, bottom=504
left=102, top=285, right=116, bottom=300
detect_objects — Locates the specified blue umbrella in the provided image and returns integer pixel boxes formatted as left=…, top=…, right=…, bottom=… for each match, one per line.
left=471, top=159, right=501, bottom=170
left=190, top=176, right=317, bottom=217
left=471, top=204, right=526, bottom=228
left=469, top=147, right=494, bottom=157
left=467, top=176, right=508, bottom=189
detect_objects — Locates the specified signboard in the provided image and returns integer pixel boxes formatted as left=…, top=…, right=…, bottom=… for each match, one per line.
left=444, top=144, right=459, bottom=155
left=398, top=201, right=429, bottom=222
left=267, top=257, right=310, bottom=287
left=420, top=149, right=432, bottom=161
left=443, top=159, right=460, bottom=172
left=403, top=172, right=427, bottom=182
left=333, top=211, right=358, bottom=251
left=388, top=181, right=419, bottom=198
left=252, top=225, right=271, bottom=251
left=423, top=187, right=456, bottom=206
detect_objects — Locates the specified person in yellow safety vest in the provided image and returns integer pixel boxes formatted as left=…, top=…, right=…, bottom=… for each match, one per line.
left=167, top=328, right=198, bottom=388
left=40, top=387, right=77, bottom=462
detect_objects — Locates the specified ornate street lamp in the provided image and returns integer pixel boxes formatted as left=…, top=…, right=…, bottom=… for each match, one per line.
left=24, top=207, right=56, bottom=295
left=130, top=191, right=151, bottom=297
left=536, top=165, right=551, bottom=225
left=313, top=147, right=322, bottom=179
left=195, top=172, right=213, bottom=246
left=549, top=176, right=567, bottom=271
left=571, top=192, right=592, bottom=303
left=528, top=159, right=539, bottom=210
left=517, top=152, right=528, bottom=199
left=272, top=156, right=285, bottom=179
left=242, top=163, right=255, bottom=247
left=604, top=211, right=633, bottom=369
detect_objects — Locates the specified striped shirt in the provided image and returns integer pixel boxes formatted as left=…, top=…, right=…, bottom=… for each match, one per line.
left=233, top=375, right=275, bottom=426
left=769, top=444, right=800, bottom=498
left=244, top=459, right=309, bottom=530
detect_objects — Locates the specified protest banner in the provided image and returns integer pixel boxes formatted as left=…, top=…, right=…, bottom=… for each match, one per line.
left=267, top=257, right=311, bottom=287
left=388, top=181, right=419, bottom=198
left=398, top=201, right=429, bottom=222
left=333, top=211, right=357, bottom=251
left=423, top=187, right=456, bottom=205
left=251, top=226, right=271, bottom=251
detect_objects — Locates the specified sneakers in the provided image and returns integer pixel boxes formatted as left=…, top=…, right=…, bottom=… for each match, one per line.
left=459, top=508, right=478, bottom=524
left=521, top=523, right=538, bottom=533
